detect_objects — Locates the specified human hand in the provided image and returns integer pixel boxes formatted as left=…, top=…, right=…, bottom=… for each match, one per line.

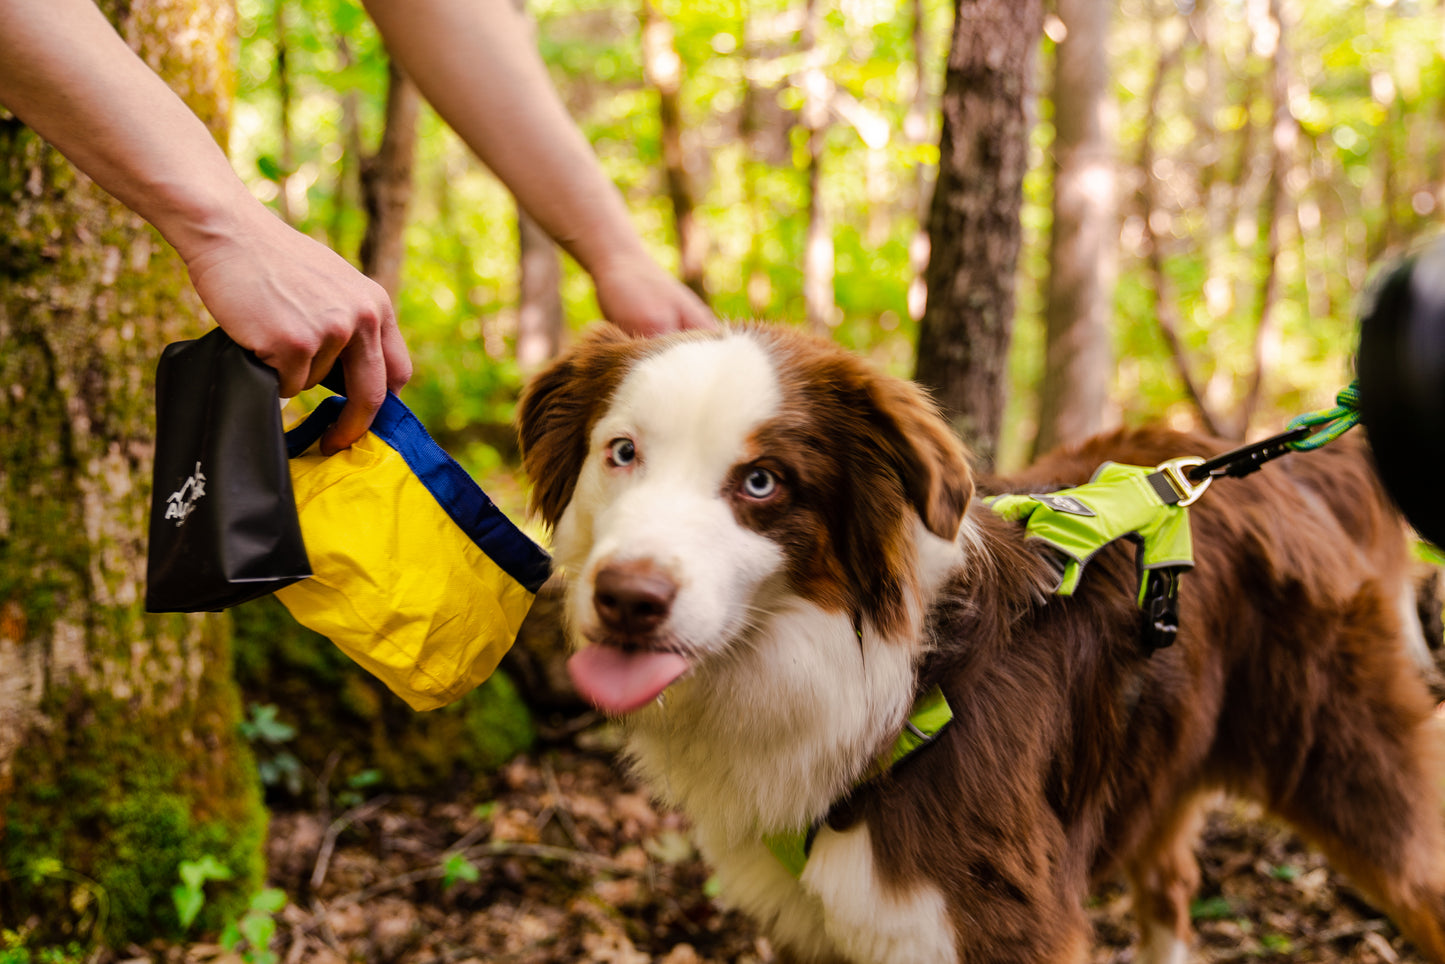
left=182, top=206, right=413, bottom=454
left=590, top=253, right=717, bottom=336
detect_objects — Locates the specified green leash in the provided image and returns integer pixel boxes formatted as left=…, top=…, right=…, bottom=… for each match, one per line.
left=1283, top=381, right=1362, bottom=451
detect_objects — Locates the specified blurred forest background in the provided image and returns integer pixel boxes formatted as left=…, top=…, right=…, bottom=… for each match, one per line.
left=3, top=0, right=1445, bottom=959
left=230, top=0, right=1445, bottom=475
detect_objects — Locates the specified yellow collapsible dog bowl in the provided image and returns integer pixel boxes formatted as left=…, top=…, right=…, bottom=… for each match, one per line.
left=277, top=394, right=551, bottom=711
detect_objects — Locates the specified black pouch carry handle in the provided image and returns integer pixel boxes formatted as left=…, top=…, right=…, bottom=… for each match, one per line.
left=145, top=328, right=312, bottom=613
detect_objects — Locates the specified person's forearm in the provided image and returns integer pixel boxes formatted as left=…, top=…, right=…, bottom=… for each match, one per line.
left=361, top=0, right=649, bottom=275
left=0, top=0, right=263, bottom=262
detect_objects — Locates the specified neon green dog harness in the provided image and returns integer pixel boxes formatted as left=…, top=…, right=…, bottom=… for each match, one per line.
left=986, top=460, right=1197, bottom=599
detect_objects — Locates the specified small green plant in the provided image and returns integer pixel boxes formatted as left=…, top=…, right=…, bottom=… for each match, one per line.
left=239, top=704, right=304, bottom=796
left=334, top=768, right=384, bottom=810
left=1189, top=895, right=1236, bottom=922
left=221, top=888, right=288, bottom=964
left=440, top=852, right=480, bottom=890
left=172, top=855, right=233, bottom=931
left=0, top=929, right=86, bottom=964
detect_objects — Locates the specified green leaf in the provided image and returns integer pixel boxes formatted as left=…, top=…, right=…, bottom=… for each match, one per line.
left=255, top=155, right=285, bottom=183
left=442, top=852, right=480, bottom=889
left=171, top=885, right=205, bottom=930
left=239, top=911, right=277, bottom=954
left=1190, top=895, right=1235, bottom=921
left=240, top=704, right=297, bottom=744
left=179, top=854, right=233, bottom=890
left=249, top=888, right=288, bottom=914
left=347, top=769, right=383, bottom=790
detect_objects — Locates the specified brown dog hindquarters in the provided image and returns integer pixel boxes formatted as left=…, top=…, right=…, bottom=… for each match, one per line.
left=518, top=324, right=1445, bottom=964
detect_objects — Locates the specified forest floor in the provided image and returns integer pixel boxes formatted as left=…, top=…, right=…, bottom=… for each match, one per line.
left=144, top=717, right=1433, bottom=964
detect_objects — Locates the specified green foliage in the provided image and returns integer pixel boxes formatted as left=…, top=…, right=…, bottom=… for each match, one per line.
left=441, top=852, right=481, bottom=890
left=1, top=683, right=267, bottom=946
left=239, top=704, right=304, bottom=796
left=1190, top=894, right=1238, bottom=922
left=172, top=856, right=234, bottom=931
left=231, top=595, right=536, bottom=793
left=227, top=0, right=1445, bottom=463
left=0, top=930, right=86, bottom=964
left=220, top=888, right=288, bottom=964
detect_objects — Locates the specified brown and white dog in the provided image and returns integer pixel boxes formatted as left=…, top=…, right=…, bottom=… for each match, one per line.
left=517, top=323, right=1445, bottom=964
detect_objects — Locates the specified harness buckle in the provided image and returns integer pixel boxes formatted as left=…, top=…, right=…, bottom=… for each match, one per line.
left=1140, top=567, right=1183, bottom=652
left=1154, top=456, right=1212, bottom=507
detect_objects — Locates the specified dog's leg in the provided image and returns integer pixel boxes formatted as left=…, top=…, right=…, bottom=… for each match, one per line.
left=1125, top=796, right=1208, bottom=964
left=1268, top=636, right=1445, bottom=963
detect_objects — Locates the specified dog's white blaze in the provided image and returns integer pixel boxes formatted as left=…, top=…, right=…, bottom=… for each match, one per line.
left=803, top=824, right=958, bottom=963
left=553, top=333, right=787, bottom=652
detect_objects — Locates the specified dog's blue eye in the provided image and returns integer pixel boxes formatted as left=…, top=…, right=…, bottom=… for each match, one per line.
left=742, top=467, right=778, bottom=500
left=607, top=438, right=637, bottom=467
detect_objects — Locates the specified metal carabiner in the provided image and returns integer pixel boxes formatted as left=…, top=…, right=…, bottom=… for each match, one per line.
left=1154, top=456, right=1212, bottom=507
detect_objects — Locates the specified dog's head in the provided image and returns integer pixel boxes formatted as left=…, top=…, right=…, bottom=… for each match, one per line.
left=517, top=324, right=973, bottom=714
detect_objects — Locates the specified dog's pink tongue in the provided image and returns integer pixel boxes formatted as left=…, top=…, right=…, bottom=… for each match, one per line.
left=567, top=646, right=689, bottom=715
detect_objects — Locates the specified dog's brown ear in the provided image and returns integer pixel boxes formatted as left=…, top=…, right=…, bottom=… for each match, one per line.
left=867, top=375, right=974, bottom=542
left=516, top=325, right=647, bottom=527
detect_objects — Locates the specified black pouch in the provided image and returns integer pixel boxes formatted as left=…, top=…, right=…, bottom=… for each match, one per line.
left=145, top=328, right=311, bottom=612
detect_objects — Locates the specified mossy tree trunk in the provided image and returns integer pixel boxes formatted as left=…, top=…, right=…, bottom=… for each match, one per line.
left=0, top=0, right=266, bottom=946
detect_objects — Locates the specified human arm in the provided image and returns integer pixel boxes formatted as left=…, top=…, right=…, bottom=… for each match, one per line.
left=0, top=0, right=410, bottom=452
left=360, top=0, right=715, bottom=335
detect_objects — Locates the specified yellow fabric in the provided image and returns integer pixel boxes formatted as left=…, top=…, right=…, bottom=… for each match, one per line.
left=275, top=433, right=535, bottom=711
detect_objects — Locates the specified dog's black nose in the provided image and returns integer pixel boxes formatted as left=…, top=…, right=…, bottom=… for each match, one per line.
left=593, top=562, right=677, bottom=636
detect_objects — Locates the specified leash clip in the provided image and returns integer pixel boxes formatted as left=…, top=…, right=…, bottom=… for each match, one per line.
left=1154, top=456, right=1211, bottom=507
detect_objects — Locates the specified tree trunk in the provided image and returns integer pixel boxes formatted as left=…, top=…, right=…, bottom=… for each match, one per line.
left=516, top=207, right=564, bottom=368
left=906, top=0, right=932, bottom=322
left=1032, top=0, right=1116, bottom=459
left=1237, top=0, right=1294, bottom=437
left=0, top=0, right=266, bottom=945
left=359, top=59, right=420, bottom=303
left=800, top=0, right=836, bottom=334
left=640, top=0, right=708, bottom=302
left=915, top=0, right=1045, bottom=470
left=274, top=0, right=296, bottom=225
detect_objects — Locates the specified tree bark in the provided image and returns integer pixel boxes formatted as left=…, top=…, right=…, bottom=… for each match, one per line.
left=800, top=0, right=836, bottom=334
left=516, top=207, right=564, bottom=368
left=0, top=0, right=266, bottom=945
left=1237, top=0, right=1294, bottom=437
left=906, top=0, right=932, bottom=322
left=640, top=0, right=707, bottom=302
left=915, top=0, right=1045, bottom=470
left=274, top=0, right=296, bottom=225
left=359, top=59, right=420, bottom=303
left=1032, top=0, right=1116, bottom=459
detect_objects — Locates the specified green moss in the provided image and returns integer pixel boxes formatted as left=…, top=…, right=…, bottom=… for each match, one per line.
left=232, top=596, right=536, bottom=793
left=1, top=687, right=267, bottom=945
left=460, top=671, right=536, bottom=771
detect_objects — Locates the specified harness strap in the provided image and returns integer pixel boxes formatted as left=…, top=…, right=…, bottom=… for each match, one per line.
left=763, top=685, right=954, bottom=877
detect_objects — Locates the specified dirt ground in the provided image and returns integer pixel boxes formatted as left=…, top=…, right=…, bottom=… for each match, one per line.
left=147, top=717, right=1435, bottom=964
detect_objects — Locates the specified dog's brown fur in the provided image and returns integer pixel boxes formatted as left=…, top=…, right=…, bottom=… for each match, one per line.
left=519, top=326, right=1445, bottom=963
left=831, top=427, right=1445, bottom=962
